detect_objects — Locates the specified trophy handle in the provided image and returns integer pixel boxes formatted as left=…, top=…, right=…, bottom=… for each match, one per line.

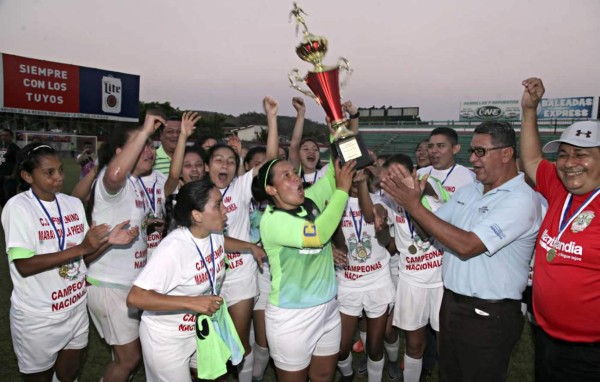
left=338, top=57, right=353, bottom=93
left=288, top=69, right=320, bottom=102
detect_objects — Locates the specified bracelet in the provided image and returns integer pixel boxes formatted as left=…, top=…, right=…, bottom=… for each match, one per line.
left=349, top=111, right=360, bottom=119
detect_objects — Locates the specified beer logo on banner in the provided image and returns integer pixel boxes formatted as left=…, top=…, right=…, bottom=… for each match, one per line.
left=102, top=75, right=122, bottom=113
left=571, top=211, right=595, bottom=233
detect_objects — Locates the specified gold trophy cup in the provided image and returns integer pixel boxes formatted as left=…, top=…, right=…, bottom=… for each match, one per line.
left=289, top=3, right=373, bottom=169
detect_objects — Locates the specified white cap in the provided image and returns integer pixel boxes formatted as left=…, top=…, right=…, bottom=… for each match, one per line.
left=542, top=120, right=600, bottom=153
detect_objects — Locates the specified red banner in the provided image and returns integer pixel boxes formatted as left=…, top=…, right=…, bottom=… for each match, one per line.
left=2, top=54, right=79, bottom=113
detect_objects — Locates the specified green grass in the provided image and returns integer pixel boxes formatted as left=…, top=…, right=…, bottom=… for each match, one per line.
left=0, top=157, right=535, bottom=381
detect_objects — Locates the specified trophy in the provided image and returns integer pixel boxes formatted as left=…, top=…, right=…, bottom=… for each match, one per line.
left=289, top=3, right=373, bottom=169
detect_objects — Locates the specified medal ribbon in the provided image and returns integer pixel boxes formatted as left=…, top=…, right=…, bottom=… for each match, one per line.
left=556, top=188, right=600, bottom=242
left=33, top=191, right=65, bottom=251
left=349, top=206, right=363, bottom=243
left=138, top=176, right=157, bottom=215
left=220, top=185, right=230, bottom=200
left=187, top=229, right=217, bottom=295
left=405, top=210, right=415, bottom=243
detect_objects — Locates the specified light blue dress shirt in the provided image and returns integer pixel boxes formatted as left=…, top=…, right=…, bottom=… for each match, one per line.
left=436, top=173, right=543, bottom=300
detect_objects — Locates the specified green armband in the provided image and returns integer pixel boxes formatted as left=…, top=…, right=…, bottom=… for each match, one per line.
left=8, top=247, right=35, bottom=262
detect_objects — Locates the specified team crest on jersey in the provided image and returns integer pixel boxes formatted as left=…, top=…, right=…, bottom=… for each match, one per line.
left=348, top=233, right=373, bottom=263
left=58, top=259, right=81, bottom=280
left=571, top=211, right=595, bottom=233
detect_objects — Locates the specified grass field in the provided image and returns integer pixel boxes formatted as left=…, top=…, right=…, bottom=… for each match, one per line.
left=0, top=157, right=536, bottom=381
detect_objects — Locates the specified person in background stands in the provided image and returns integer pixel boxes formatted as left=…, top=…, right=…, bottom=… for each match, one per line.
left=76, top=141, right=95, bottom=180
left=0, top=128, right=20, bottom=206
left=153, top=115, right=182, bottom=176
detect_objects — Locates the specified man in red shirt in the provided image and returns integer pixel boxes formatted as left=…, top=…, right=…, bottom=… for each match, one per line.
left=520, top=77, right=600, bottom=381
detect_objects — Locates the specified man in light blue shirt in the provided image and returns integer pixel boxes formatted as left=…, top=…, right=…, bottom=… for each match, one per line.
left=381, top=121, right=543, bottom=382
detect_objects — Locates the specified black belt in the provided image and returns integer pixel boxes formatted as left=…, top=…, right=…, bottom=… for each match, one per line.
left=445, top=288, right=520, bottom=305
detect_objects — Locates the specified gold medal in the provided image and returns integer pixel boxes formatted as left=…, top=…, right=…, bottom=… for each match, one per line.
left=408, top=244, right=418, bottom=255
left=546, top=248, right=557, bottom=263
left=357, top=245, right=368, bottom=260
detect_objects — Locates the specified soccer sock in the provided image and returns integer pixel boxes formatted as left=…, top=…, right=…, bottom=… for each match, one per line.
left=238, top=350, right=254, bottom=382
left=403, top=354, right=422, bottom=382
left=367, top=356, right=384, bottom=382
left=337, top=353, right=354, bottom=377
left=359, top=330, right=368, bottom=355
left=252, top=344, right=270, bottom=379
left=384, top=336, right=400, bottom=362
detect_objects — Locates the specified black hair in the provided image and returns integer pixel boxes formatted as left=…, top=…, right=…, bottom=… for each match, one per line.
left=184, top=145, right=207, bottom=165
left=17, top=143, right=59, bottom=191
left=474, top=121, right=517, bottom=159
left=206, top=143, right=240, bottom=175
left=251, top=159, right=280, bottom=204
left=415, top=138, right=429, bottom=151
left=382, top=153, right=414, bottom=173
left=196, top=135, right=218, bottom=148
left=429, top=127, right=458, bottom=146
left=171, top=178, right=216, bottom=229
left=1, top=128, right=14, bottom=137
left=244, top=146, right=267, bottom=168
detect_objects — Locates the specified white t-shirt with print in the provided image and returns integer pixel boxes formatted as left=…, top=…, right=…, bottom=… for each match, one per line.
left=135, top=228, right=227, bottom=336
left=418, top=164, right=474, bottom=196
left=88, top=169, right=149, bottom=287
left=381, top=192, right=445, bottom=288
left=2, top=190, right=89, bottom=313
left=336, top=194, right=391, bottom=289
left=220, top=170, right=257, bottom=281
left=139, top=171, right=167, bottom=257
left=301, top=163, right=329, bottom=186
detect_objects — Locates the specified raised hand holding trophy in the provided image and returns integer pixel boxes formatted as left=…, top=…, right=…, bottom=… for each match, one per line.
left=289, top=3, right=373, bottom=169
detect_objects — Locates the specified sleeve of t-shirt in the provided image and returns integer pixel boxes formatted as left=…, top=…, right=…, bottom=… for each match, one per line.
left=470, top=190, right=541, bottom=256
left=262, top=189, right=348, bottom=249
left=535, top=159, right=559, bottom=201
left=2, top=201, right=36, bottom=256
left=235, top=170, right=255, bottom=206
left=134, top=241, right=183, bottom=294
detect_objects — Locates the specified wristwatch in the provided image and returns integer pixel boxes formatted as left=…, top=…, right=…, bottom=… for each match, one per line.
left=349, top=111, right=360, bottom=119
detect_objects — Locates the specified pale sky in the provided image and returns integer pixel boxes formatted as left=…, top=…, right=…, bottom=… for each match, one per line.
left=1, top=0, right=599, bottom=122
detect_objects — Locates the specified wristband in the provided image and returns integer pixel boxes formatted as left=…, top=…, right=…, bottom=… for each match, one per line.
left=349, top=111, right=360, bottom=120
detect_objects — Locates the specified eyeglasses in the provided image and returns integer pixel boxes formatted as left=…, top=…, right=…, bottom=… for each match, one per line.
left=468, top=145, right=512, bottom=158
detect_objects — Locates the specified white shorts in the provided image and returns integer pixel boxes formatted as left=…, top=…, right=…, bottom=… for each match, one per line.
left=87, top=285, right=141, bottom=345
left=11, top=302, right=88, bottom=374
left=253, top=262, right=271, bottom=311
left=389, top=253, right=400, bottom=290
left=266, top=299, right=341, bottom=371
left=221, top=270, right=259, bottom=307
left=338, top=284, right=395, bottom=319
left=393, top=276, right=443, bottom=331
left=139, top=320, right=196, bottom=382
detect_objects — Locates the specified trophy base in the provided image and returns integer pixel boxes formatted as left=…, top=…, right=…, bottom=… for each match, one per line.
left=331, top=134, right=374, bottom=170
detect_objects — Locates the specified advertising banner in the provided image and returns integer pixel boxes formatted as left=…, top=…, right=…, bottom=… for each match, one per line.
left=537, top=97, right=595, bottom=120
left=459, top=100, right=521, bottom=121
left=0, top=53, right=139, bottom=122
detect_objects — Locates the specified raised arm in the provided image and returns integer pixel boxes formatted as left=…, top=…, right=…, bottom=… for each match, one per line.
left=165, top=112, right=200, bottom=196
left=263, top=96, right=280, bottom=162
left=71, top=165, right=97, bottom=202
left=103, top=114, right=166, bottom=194
left=520, top=77, right=546, bottom=185
left=288, top=97, right=306, bottom=171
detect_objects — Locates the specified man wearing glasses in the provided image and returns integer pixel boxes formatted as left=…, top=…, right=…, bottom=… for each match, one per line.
left=381, top=121, right=543, bottom=381
left=520, top=77, right=600, bottom=381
